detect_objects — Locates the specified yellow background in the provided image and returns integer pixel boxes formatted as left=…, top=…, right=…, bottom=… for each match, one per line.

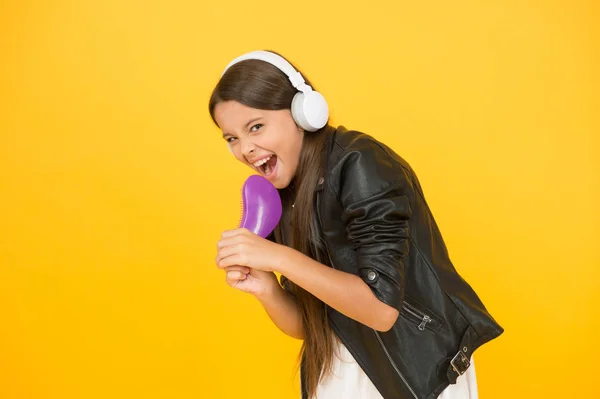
left=1, top=1, right=598, bottom=398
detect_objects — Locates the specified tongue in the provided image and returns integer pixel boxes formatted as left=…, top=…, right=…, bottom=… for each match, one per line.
left=264, top=156, right=277, bottom=175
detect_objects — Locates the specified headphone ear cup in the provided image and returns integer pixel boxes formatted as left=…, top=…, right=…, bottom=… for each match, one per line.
left=291, top=91, right=329, bottom=132
left=291, top=92, right=309, bottom=131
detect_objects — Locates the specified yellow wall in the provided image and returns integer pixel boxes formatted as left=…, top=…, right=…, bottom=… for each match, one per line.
left=1, top=1, right=598, bottom=398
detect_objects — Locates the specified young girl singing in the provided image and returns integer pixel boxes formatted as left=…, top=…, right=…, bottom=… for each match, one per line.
left=211, top=50, right=503, bottom=399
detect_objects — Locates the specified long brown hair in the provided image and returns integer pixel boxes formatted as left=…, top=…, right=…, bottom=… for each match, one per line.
left=209, top=51, right=334, bottom=398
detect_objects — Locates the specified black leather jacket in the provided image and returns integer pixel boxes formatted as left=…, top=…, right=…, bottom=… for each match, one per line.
left=289, top=126, right=503, bottom=399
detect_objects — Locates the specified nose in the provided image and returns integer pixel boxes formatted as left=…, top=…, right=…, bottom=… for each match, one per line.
left=240, top=137, right=256, bottom=158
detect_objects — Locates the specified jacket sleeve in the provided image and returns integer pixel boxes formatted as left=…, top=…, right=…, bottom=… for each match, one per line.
left=338, top=140, right=413, bottom=312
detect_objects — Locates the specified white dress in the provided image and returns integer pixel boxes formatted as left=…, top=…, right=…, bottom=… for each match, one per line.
left=314, top=338, right=478, bottom=399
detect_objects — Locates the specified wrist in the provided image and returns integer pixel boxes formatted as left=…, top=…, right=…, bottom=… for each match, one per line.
left=254, top=276, right=282, bottom=302
left=253, top=272, right=282, bottom=302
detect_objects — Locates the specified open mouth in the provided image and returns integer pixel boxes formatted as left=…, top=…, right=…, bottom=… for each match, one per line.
left=255, top=155, right=278, bottom=177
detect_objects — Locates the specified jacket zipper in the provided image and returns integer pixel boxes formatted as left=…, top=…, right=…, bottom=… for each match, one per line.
left=316, top=191, right=419, bottom=399
left=402, top=302, right=432, bottom=331
left=374, top=331, right=418, bottom=399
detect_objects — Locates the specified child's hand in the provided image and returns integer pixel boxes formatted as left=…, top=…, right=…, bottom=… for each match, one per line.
left=223, top=265, right=279, bottom=296
left=216, top=228, right=288, bottom=272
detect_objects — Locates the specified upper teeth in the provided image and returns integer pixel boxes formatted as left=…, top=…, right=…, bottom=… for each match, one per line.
left=253, top=156, right=272, bottom=168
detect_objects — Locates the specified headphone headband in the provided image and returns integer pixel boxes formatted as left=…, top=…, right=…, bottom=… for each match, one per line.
left=221, top=50, right=311, bottom=93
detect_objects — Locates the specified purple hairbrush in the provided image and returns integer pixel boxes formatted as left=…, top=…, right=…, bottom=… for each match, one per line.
left=238, top=175, right=282, bottom=238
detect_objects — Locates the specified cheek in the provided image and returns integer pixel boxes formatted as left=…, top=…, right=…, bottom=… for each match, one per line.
left=235, top=152, right=247, bottom=164
left=229, top=146, right=245, bottom=163
left=285, top=132, right=304, bottom=159
left=277, top=135, right=303, bottom=173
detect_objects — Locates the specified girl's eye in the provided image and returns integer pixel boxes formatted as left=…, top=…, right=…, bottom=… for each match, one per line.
left=225, top=137, right=237, bottom=143
left=250, top=124, right=263, bottom=132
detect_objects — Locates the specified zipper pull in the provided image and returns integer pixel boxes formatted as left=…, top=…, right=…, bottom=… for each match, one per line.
left=418, top=315, right=431, bottom=331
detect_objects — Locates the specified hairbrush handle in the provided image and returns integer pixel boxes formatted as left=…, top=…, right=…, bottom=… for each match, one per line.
left=239, top=175, right=282, bottom=238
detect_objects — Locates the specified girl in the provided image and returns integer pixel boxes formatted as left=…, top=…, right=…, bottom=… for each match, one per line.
left=211, top=50, right=503, bottom=399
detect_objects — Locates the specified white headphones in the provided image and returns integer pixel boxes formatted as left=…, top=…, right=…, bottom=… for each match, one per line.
left=221, top=50, right=329, bottom=132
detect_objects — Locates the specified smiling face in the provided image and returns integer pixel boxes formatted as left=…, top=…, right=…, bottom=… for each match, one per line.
left=213, top=100, right=304, bottom=189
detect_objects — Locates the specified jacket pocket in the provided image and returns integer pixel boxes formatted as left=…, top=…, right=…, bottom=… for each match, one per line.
left=400, top=297, right=445, bottom=334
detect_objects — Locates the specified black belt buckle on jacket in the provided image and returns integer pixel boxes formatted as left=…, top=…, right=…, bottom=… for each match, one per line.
left=450, top=350, right=470, bottom=376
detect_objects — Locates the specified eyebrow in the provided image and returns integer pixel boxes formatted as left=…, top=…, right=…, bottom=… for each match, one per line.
left=222, top=117, right=263, bottom=138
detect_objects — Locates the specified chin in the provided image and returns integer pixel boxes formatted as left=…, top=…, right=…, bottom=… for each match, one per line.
left=273, top=180, right=287, bottom=190
left=273, top=176, right=291, bottom=190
